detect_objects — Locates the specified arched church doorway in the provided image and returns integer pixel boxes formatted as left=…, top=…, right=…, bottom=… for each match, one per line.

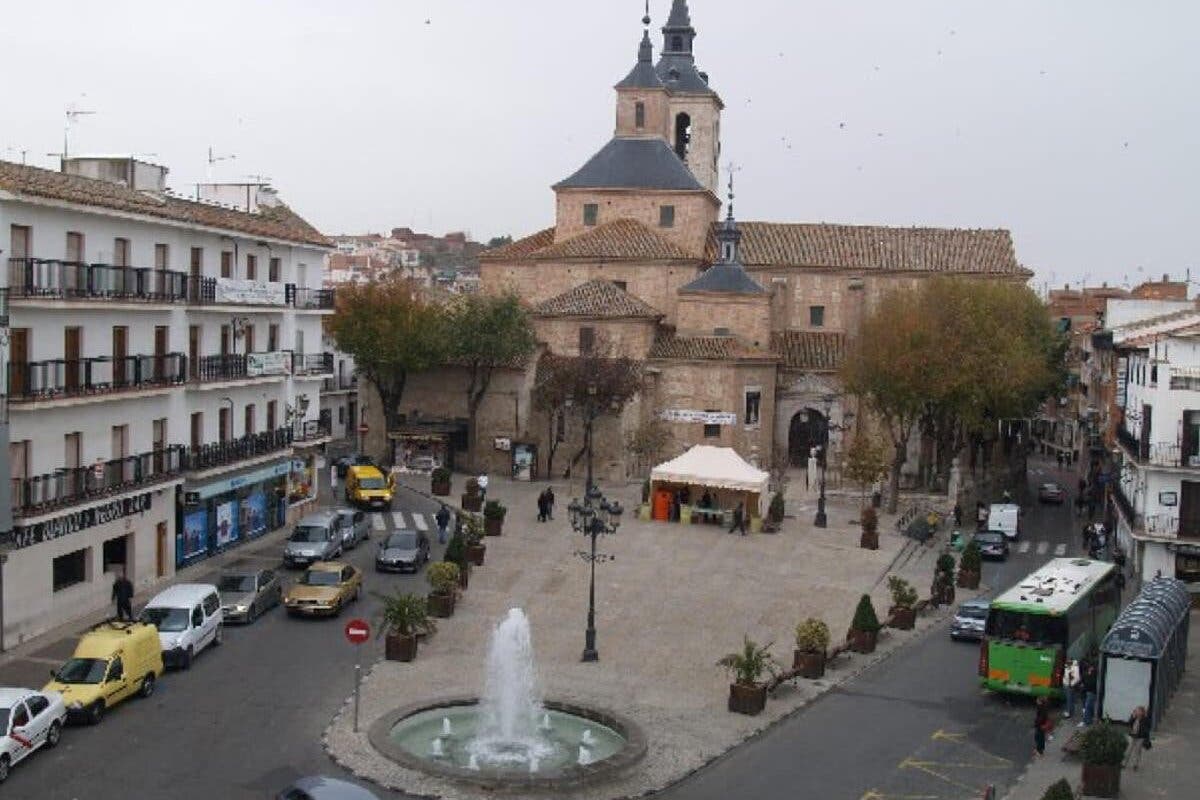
left=789, top=408, right=829, bottom=467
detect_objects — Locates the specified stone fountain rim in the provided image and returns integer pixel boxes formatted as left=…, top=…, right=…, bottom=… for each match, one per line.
left=367, top=695, right=648, bottom=793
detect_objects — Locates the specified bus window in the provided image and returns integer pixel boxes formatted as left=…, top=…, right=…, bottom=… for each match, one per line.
left=985, top=610, right=1067, bottom=645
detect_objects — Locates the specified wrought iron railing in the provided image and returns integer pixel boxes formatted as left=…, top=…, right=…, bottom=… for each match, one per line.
left=7, top=354, right=187, bottom=400
left=323, top=374, right=358, bottom=392
left=183, top=427, right=292, bottom=472
left=294, top=417, right=332, bottom=442
left=12, top=445, right=186, bottom=517
left=286, top=285, right=335, bottom=309
left=1115, top=425, right=1189, bottom=467
left=0, top=286, right=8, bottom=327
left=291, top=351, right=334, bottom=375
left=7, top=258, right=189, bottom=302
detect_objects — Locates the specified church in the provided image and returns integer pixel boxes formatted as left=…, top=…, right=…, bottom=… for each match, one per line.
left=374, top=0, right=1032, bottom=484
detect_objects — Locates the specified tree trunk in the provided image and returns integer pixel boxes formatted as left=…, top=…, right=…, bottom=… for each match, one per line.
left=464, top=364, right=493, bottom=473
left=369, top=371, right=407, bottom=466
left=887, top=455, right=904, bottom=513
left=545, top=409, right=560, bottom=480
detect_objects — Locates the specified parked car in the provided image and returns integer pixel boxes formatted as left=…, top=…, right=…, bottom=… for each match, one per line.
left=0, top=687, right=67, bottom=781
left=218, top=569, right=283, bottom=623
left=44, top=620, right=163, bottom=724
left=334, top=508, right=370, bottom=549
left=284, top=562, right=363, bottom=617
left=375, top=530, right=431, bottom=573
left=345, top=465, right=395, bottom=510
left=277, top=775, right=380, bottom=800
left=950, top=597, right=991, bottom=641
left=1038, top=482, right=1066, bottom=504
left=139, top=583, right=224, bottom=669
left=284, top=511, right=345, bottom=568
left=973, top=531, right=1010, bottom=561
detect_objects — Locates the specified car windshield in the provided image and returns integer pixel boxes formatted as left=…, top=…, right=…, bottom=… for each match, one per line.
left=302, top=570, right=342, bottom=586
left=218, top=575, right=256, bottom=593
left=291, top=526, right=328, bottom=543
left=141, top=606, right=191, bottom=632
left=385, top=532, right=417, bottom=549
left=958, top=605, right=989, bottom=620
left=976, top=534, right=1004, bottom=544
left=55, top=657, right=108, bottom=684
left=358, top=477, right=386, bottom=489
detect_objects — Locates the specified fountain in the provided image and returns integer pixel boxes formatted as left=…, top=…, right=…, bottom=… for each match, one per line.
left=372, top=608, right=645, bottom=787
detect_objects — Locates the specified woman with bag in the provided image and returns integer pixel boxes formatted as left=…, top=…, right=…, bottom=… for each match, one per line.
left=1124, top=706, right=1151, bottom=770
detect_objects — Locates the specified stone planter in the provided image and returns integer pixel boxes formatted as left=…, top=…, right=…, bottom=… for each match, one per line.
left=385, top=633, right=418, bottom=662
left=484, top=518, right=503, bottom=536
left=889, top=607, right=916, bottom=630
left=847, top=628, right=878, bottom=654
left=461, top=493, right=482, bottom=512
left=727, top=682, right=768, bottom=715
left=466, top=543, right=486, bottom=566
left=860, top=529, right=879, bottom=550
left=792, top=649, right=826, bottom=679
left=957, top=569, right=980, bottom=589
left=1081, top=763, right=1121, bottom=798
left=431, top=479, right=450, bottom=497
left=427, top=592, right=456, bottom=619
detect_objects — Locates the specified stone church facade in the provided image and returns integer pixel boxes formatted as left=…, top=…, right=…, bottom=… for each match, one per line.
left=364, top=1, right=1032, bottom=483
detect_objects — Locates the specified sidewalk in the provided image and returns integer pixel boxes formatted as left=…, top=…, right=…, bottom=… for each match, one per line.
left=1002, top=614, right=1200, bottom=800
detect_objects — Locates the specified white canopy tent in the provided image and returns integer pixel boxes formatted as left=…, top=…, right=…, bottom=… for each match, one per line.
left=650, top=445, right=770, bottom=518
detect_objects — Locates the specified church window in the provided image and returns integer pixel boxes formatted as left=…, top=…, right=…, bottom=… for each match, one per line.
left=612, top=280, right=627, bottom=291
left=722, top=242, right=734, bottom=261
left=809, top=306, right=825, bottom=327
left=672, top=35, right=683, bottom=51
left=635, top=102, right=645, bottom=129
left=744, top=389, right=762, bottom=427
left=659, top=205, right=675, bottom=228
left=579, top=326, right=595, bottom=355
left=583, top=203, right=598, bottom=227
left=674, top=113, right=691, bottom=161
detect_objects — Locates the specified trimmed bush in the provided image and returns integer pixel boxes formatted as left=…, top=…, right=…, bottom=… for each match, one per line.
left=1040, top=778, right=1074, bottom=800
left=769, top=492, right=785, bottom=523
left=887, top=576, right=918, bottom=610
left=1080, top=722, right=1127, bottom=766
left=431, top=466, right=450, bottom=483
left=426, top=561, right=461, bottom=596
left=794, top=618, right=830, bottom=654
left=850, top=594, right=881, bottom=633
left=960, top=540, right=982, bottom=573
left=936, top=553, right=956, bottom=577
left=483, top=499, right=507, bottom=520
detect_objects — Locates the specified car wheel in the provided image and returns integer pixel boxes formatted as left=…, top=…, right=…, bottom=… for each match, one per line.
left=0, top=754, right=10, bottom=783
left=248, top=602, right=258, bottom=623
left=139, top=674, right=156, bottom=699
left=182, top=646, right=194, bottom=670
left=45, top=720, right=62, bottom=748
left=213, top=624, right=224, bottom=646
left=88, top=701, right=105, bottom=726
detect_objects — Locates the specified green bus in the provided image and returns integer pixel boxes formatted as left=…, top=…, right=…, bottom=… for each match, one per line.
left=979, top=558, right=1120, bottom=698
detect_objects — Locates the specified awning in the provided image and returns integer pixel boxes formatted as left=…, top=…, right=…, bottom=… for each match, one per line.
left=650, top=445, right=769, bottom=493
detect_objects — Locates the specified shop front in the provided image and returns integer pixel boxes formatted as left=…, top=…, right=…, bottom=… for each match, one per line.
left=391, top=423, right=467, bottom=471
left=176, top=459, right=291, bottom=569
left=286, top=448, right=321, bottom=525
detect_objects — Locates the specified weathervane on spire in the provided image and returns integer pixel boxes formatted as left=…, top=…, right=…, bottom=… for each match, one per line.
left=725, top=161, right=740, bottom=219
left=643, top=0, right=650, bottom=26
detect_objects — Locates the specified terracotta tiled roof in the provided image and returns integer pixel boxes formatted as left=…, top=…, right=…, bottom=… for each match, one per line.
left=705, top=222, right=1028, bottom=276
left=531, top=219, right=697, bottom=262
left=478, top=227, right=556, bottom=261
left=771, top=330, right=847, bottom=371
left=533, top=279, right=663, bottom=319
left=648, top=333, right=775, bottom=361
left=0, top=160, right=331, bottom=248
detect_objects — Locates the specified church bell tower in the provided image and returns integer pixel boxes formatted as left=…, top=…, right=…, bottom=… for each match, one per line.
left=656, top=0, right=723, bottom=195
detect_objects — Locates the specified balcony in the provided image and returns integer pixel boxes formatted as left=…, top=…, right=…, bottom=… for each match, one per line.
left=323, top=374, right=358, bottom=393
left=184, top=427, right=293, bottom=472
left=291, top=351, right=334, bottom=376
left=294, top=417, right=332, bottom=443
left=8, top=354, right=187, bottom=403
left=0, top=286, right=8, bottom=327
left=8, top=258, right=188, bottom=303
left=1116, top=425, right=1192, bottom=468
left=286, top=285, right=336, bottom=310
left=192, top=352, right=289, bottom=383
left=12, top=445, right=186, bottom=518
left=188, top=276, right=288, bottom=307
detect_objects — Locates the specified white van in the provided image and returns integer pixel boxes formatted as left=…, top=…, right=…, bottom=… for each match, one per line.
left=139, top=583, right=223, bottom=670
left=987, top=503, right=1021, bottom=541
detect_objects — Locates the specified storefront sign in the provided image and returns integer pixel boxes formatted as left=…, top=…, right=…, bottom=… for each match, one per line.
left=494, top=437, right=512, bottom=451
left=247, top=351, right=290, bottom=376
left=214, top=277, right=287, bottom=306
left=10, top=493, right=153, bottom=549
left=191, top=460, right=293, bottom=500
left=660, top=409, right=738, bottom=425
left=1116, top=357, right=1128, bottom=407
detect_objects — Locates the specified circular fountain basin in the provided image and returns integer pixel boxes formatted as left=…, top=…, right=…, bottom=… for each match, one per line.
left=368, top=698, right=646, bottom=790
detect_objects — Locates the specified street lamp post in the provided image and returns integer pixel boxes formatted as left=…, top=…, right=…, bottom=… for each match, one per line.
left=567, top=485, right=622, bottom=662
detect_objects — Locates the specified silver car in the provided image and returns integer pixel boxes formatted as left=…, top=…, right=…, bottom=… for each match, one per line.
left=218, top=569, right=282, bottom=623
left=334, top=508, right=370, bottom=550
left=284, top=512, right=344, bottom=568
left=375, top=529, right=430, bottom=573
left=277, top=776, right=379, bottom=800
left=950, top=598, right=990, bottom=641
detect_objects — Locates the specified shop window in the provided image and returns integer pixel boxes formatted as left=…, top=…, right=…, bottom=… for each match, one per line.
left=810, top=305, right=825, bottom=327
left=102, top=535, right=128, bottom=574
left=704, top=410, right=721, bottom=439
left=583, top=203, right=598, bottom=227
left=744, top=389, right=761, bottom=426
left=53, top=548, right=89, bottom=592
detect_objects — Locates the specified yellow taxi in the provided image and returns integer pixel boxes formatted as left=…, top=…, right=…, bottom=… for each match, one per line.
left=345, top=464, right=394, bottom=509
left=283, top=562, right=363, bottom=617
left=44, top=620, right=164, bottom=724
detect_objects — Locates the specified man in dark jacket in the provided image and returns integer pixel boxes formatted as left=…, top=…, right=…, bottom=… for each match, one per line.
left=435, top=504, right=451, bottom=544
left=1080, top=659, right=1099, bottom=726
left=112, top=570, right=134, bottom=621
left=728, top=502, right=747, bottom=536
left=544, top=487, right=555, bottom=520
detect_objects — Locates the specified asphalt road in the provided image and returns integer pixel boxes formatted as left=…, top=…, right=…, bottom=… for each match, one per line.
left=655, top=462, right=1084, bottom=800
left=4, top=484, right=442, bottom=800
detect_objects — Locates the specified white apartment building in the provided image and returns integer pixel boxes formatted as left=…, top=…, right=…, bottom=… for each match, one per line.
left=1108, top=307, right=1200, bottom=593
left=0, top=156, right=335, bottom=645
left=321, top=335, right=359, bottom=443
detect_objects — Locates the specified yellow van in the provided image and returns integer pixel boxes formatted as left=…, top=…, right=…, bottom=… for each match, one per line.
left=44, top=620, right=164, bottom=725
left=345, top=464, right=394, bottom=509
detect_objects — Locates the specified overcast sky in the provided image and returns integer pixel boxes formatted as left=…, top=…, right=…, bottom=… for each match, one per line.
left=3, top=1, right=1196, bottom=289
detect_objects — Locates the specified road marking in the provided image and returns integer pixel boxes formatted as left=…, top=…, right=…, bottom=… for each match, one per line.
left=931, top=729, right=965, bottom=742
left=371, top=515, right=386, bottom=532
left=899, top=758, right=978, bottom=793
left=1036, top=541, right=1049, bottom=555
left=1054, top=543, right=1066, bottom=556
left=412, top=513, right=429, bottom=531
left=859, top=792, right=940, bottom=800
left=392, top=511, right=405, bottom=528
left=1017, top=542, right=1031, bottom=554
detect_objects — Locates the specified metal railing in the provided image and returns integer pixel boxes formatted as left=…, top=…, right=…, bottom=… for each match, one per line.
left=8, top=353, right=187, bottom=400
left=12, top=445, right=186, bottom=517
left=291, top=351, right=334, bottom=376
left=191, top=351, right=291, bottom=382
left=184, top=427, right=293, bottom=472
left=0, top=286, right=8, bottom=327
left=322, top=374, right=358, bottom=392
left=286, top=285, right=335, bottom=309
left=1116, top=425, right=1190, bottom=467
left=1144, top=513, right=1181, bottom=537
left=7, top=258, right=189, bottom=302
left=294, top=417, right=332, bottom=442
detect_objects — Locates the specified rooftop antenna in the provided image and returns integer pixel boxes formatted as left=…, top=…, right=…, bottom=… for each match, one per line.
left=62, top=103, right=96, bottom=161
left=205, top=146, right=236, bottom=182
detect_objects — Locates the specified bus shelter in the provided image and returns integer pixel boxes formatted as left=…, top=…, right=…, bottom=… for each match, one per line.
left=1099, top=577, right=1191, bottom=727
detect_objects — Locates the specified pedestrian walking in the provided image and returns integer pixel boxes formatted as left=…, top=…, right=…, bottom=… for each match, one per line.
left=477, top=473, right=489, bottom=502
left=1124, top=706, right=1152, bottom=770
left=1033, top=696, right=1051, bottom=757
left=330, top=462, right=339, bottom=493
left=435, top=504, right=451, bottom=545
left=1062, top=659, right=1081, bottom=719
left=728, top=501, right=747, bottom=535
left=1079, top=658, right=1098, bottom=726
left=112, top=569, right=134, bottom=621
left=536, top=490, right=549, bottom=523
left=545, top=486, right=555, bottom=520
left=1078, top=477, right=1087, bottom=496
left=977, top=501, right=989, bottom=532
left=953, top=503, right=962, bottom=527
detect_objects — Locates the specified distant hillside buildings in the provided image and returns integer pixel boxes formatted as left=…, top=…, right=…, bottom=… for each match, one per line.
left=325, top=227, right=485, bottom=292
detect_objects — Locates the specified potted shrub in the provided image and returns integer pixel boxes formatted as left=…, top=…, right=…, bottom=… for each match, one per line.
left=483, top=499, right=507, bottom=536
left=716, top=636, right=778, bottom=716
left=444, top=529, right=471, bottom=589
left=957, top=540, right=982, bottom=589
left=375, top=590, right=435, bottom=662
left=847, top=594, right=881, bottom=653
left=463, top=513, right=486, bottom=566
left=793, top=618, right=830, bottom=678
left=933, top=553, right=957, bottom=606
left=859, top=506, right=879, bottom=550
left=426, top=561, right=460, bottom=618
left=1040, top=779, right=1074, bottom=800
left=769, top=492, right=785, bottom=525
left=461, top=477, right=482, bottom=512
left=431, top=466, right=451, bottom=496
left=1080, top=722, right=1126, bottom=798
left=887, top=576, right=919, bottom=630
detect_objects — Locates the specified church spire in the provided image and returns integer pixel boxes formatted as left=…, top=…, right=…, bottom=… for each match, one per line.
left=662, top=0, right=696, bottom=58
left=616, top=2, right=664, bottom=89
left=716, top=167, right=742, bottom=264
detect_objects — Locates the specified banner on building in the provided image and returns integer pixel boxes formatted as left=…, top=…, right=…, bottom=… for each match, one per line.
left=214, top=277, right=287, bottom=306
left=8, top=493, right=153, bottom=549
left=247, top=351, right=290, bottom=376
left=216, top=500, right=239, bottom=547
left=1116, top=357, right=1128, bottom=406
left=659, top=409, right=738, bottom=425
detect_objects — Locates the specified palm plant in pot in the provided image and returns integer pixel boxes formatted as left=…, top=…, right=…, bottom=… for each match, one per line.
left=859, top=505, right=879, bottom=550
left=430, top=466, right=451, bottom=496
left=1079, top=722, right=1126, bottom=798
left=793, top=618, right=831, bottom=679
left=887, top=576, right=919, bottom=630
left=717, top=636, right=779, bottom=715
left=461, top=476, right=482, bottom=512
left=847, top=593, right=882, bottom=653
left=483, top=499, right=507, bottom=536
left=463, top=513, right=486, bottom=566
left=374, top=590, right=435, bottom=662
left=957, top=540, right=982, bottom=589
left=426, top=561, right=461, bottom=618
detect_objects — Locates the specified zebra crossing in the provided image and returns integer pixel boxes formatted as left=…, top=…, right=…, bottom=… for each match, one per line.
left=377, top=510, right=431, bottom=532
left=1015, top=540, right=1067, bottom=556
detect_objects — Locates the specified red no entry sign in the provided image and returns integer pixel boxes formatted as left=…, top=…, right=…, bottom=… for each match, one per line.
left=358, top=423, right=369, bottom=434
left=344, top=618, right=370, bottom=645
